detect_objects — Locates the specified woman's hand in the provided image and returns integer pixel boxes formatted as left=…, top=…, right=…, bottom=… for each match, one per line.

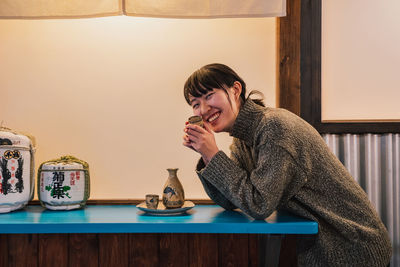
left=183, top=122, right=219, bottom=165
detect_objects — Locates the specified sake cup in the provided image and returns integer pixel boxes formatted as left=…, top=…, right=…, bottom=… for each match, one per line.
left=145, top=194, right=159, bottom=209
left=188, top=115, right=204, bottom=128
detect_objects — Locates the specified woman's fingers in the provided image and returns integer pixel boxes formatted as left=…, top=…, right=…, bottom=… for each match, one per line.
left=183, top=134, right=197, bottom=151
left=185, top=127, right=202, bottom=140
left=185, top=124, right=206, bottom=134
left=183, top=121, right=217, bottom=156
left=183, top=141, right=193, bottom=148
left=202, top=122, right=213, bottom=133
left=183, top=134, right=195, bottom=143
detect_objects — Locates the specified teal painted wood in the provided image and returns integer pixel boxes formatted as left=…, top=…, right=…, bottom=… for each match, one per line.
left=0, top=205, right=318, bottom=234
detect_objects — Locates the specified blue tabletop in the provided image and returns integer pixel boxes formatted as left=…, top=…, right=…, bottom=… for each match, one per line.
left=0, top=205, right=318, bottom=234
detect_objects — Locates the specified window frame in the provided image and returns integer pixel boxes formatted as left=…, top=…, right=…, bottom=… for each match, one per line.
left=278, top=0, right=400, bottom=134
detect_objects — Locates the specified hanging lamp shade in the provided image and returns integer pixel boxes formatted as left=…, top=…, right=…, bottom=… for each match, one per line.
left=0, top=0, right=285, bottom=19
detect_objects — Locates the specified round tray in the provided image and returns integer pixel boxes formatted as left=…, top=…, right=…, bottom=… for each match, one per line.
left=136, top=201, right=195, bottom=216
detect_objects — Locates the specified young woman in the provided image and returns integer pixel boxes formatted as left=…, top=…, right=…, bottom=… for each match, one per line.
left=182, top=63, right=392, bottom=266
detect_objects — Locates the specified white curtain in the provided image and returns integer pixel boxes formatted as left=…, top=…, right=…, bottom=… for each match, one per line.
left=124, top=0, right=286, bottom=18
left=0, top=0, right=122, bottom=18
left=0, top=0, right=285, bottom=19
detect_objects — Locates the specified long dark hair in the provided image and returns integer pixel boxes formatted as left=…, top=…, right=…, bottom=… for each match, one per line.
left=184, top=63, right=265, bottom=107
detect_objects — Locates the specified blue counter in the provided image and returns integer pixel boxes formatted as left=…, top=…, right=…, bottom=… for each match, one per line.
left=0, top=205, right=318, bottom=234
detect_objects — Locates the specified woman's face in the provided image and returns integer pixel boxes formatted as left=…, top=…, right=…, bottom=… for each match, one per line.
left=189, top=82, right=242, bottom=133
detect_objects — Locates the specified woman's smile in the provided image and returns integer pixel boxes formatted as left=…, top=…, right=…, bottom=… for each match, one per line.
left=207, top=112, right=221, bottom=123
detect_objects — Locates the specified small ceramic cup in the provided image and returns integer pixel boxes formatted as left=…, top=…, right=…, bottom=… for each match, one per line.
left=145, top=194, right=159, bottom=209
left=188, top=115, right=204, bottom=128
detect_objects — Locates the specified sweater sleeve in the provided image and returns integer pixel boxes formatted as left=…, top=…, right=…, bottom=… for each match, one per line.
left=197, top=144, right=307, bottom=220
left=195, top=158, right=237, bottom=210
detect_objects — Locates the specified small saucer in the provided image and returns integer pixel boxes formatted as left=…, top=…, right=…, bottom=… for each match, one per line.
left=136, top=201, right=195, bottom=216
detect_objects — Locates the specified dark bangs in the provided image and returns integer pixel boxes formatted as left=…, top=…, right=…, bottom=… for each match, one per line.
left=184, top=66, right=235, bottom=105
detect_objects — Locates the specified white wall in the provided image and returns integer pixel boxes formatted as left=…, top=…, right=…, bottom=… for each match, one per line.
left=322, top=0, right=400, bottom=121
left=0, top=16, right=276, bottom=199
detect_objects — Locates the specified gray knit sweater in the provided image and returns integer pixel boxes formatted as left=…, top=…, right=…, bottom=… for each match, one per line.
left=196, top=99, right=392, bottom=266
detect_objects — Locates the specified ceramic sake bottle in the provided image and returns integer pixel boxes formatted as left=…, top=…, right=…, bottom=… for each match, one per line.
left=162, top=168, right=185, bottom=209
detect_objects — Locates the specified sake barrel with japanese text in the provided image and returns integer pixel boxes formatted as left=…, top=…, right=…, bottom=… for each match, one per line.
left=0, top=127, right=36, bottom=213
left=38, top=155, right=90, bottom=210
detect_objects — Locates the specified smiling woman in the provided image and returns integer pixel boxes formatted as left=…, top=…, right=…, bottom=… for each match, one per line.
left=0, top=16, right=276, bottom=199
left=182, top=62, right=392, bottom=267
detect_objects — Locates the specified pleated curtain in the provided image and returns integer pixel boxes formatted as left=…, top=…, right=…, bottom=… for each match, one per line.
left=0, top=0, right=123, bottom=18
left=0, top=0, right=286, bottom=19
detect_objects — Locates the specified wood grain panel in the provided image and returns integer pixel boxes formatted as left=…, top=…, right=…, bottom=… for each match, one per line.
left=248, top=234, right=259, bottom=267
left=129, top=233, right=159, bottom=267
left=159, top=233, right=188, bottom=267
left=69, top=234, right=98, bottom=267
left=188, top=233, right=218, bottom=267
left=39, top=234, right=69, bottom=267
left=0, top=235, right=8, bottom=266
left=8, top=234, right=38, bottom=267
left=279, top=235, right=298, bottom=267
left=277, top=0, right=301, bottom=116
left=218, top=234, right=248, bottom=267
left=1, top=233, right=297, bottom=267
left=99, top=233, right=129, bottom=267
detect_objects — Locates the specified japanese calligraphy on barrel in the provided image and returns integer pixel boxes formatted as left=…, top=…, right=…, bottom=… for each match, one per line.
left=0, top=127, right=36, bottom=213
left=38, top=155, right=90, bottom=210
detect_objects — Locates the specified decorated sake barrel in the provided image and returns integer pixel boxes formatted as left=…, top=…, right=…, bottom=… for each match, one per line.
left=38, top=156, right=90, bottom=210
left=0, top=127, right=36, bottom=213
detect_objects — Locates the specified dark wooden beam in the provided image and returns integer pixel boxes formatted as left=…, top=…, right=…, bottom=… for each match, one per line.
left=277, top=0, right=301, bottom=116
left=300, top=0, right=321, bottom=126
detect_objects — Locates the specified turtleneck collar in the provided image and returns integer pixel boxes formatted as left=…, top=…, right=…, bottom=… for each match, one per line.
left=230, top=98, right=266, bottom=146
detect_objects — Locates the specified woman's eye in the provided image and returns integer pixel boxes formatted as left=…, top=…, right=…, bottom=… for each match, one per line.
left=205, top=93, right=214, bottom=100
left=192, top=103, right=199, bottom=109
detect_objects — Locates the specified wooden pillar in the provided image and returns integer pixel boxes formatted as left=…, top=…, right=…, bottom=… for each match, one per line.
left=277, top=0, right=301, bottom=116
